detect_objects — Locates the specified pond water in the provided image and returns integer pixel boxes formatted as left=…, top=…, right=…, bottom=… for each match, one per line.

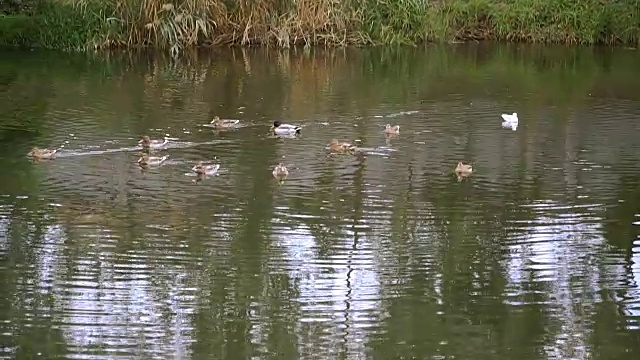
left=1, top=44, right=640, bottom=359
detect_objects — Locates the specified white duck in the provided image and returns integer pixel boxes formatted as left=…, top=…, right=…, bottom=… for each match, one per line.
left=501, top=112, right=518, bottom=131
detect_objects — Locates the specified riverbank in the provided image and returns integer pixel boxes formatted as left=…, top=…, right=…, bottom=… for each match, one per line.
left=1, top=0, right=639, bottom=51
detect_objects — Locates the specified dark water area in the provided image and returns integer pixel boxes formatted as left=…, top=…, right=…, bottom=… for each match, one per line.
left=1, top=44, right=640, bottom=359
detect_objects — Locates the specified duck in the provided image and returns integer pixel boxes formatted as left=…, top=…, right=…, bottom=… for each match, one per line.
left=384, top=124, right=400, bottom=135
left=191, top=161, right=220, bottom=175
left=28, top=147, right=57, bottom=160
left=455, top=161, right=473, bottom=176
left=138, top=135, right=168, bottom=149
left=271, top=120, right=301, bottom=135
left=137, top=154, right=169, bottom=167
left=208, top=116, right=240, bottom=129
left=501, top=112, right=518, bottom=130
left=193, top=173, right=206, bottom=184
left=272, top=163, right=289, bottom=178
left=327, top=139, right=357, bottom=154
left=501, top=112, right=518, bottom=123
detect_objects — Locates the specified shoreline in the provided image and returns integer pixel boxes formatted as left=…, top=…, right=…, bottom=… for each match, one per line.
left=1, top=0, right=639, bottom=51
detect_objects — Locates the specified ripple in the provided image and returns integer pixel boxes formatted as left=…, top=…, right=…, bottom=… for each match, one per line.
left=269, top=224, right=385, bottom=352
left=3, top=46, right=640, bottom=359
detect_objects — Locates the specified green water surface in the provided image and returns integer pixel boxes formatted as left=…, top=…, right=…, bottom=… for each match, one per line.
left=1, top=44, right=640, bottom=359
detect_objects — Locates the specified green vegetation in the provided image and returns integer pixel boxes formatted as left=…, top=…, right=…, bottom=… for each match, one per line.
left=1, top=0, right=639, bottom=51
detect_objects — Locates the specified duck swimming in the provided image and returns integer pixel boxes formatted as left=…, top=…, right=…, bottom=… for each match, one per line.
left=327, top=139, right=357, bottom=154
left=271, top=121, right=301, bottom=135
left=208, top=116, right=240, bottom=129
left=384, top=124, right=400, bottom=135
left=272, top=163, right=289, bottom=178
left=455, top=161, right=473, bottom=177
left=191, top=161, right=220, bottom=175
left=28, top=147, right=57, bottom=160
left=501, top=112, right=518, bottom=131
left=138, top=135, right=168, bottom=149
left=137, top=154, right=169, bottom=167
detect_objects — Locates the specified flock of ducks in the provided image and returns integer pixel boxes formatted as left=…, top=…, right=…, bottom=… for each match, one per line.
left=26, top=112, right=519, bottom=182
left=26, top=118, right=311, bottom=182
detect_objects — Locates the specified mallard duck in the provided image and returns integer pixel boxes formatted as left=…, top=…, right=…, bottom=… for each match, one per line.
left=455, top=161, right=473, bottom=176
left=271, top=120, right=301, bottom=135
left=138, top=135, right=168, bottom=149
left=191, top=161, right=220, bottom=175
left=272, top=163, right=289, bottom=178
left=384, top=124, right=400, bottom=135
left=28, top=147, right=57, bottom=160
left=327, top=139, right=356, bottom=154
left=137, top=154, right=169, bottom=167
left=208, top=116, right=240, bottom=129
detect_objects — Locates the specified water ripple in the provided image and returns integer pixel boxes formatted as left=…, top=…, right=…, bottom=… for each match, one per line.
left=2, top=46, right=640, bottom=359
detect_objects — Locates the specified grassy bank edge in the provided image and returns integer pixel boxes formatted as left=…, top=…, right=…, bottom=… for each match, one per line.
left=1, top=0, right=639, bottom=51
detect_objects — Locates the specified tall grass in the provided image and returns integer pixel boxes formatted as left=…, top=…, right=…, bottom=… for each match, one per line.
left=436, top=0, right=640, bottom=45
left=1, top=0, right=639, bottom=50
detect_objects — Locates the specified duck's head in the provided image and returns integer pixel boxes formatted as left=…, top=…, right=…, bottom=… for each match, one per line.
left=271, top=121, right=282, bottom=130
left=212, top=116, right=220, bottom=123
left=138, top=135, right=150, bottom=144
left=137, top=154, right=149, bottom=164
left=28, top=147, right=40, bottom=155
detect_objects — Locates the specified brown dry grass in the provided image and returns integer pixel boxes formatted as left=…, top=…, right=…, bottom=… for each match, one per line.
left=70, top=0, right=369, bottom=51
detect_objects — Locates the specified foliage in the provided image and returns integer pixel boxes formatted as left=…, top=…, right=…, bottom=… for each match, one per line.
left=0, top=0, right=639, bottom=51
left=1, top=0, right=39, bottom=15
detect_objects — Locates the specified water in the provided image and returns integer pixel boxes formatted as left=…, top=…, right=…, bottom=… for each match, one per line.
left=1, top=44, right=640, bottom=359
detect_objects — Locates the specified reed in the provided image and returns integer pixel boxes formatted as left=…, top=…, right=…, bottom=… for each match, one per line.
left=1, top=0, right=639, bottom=50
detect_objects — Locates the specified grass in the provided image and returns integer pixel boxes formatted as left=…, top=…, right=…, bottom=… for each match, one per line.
left=0, top=0, right=639, bottom=51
